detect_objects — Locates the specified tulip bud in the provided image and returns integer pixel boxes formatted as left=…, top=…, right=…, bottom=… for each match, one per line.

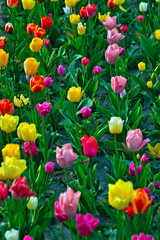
left=137, top=15, right=143, bottom=21
left=0, top=182, right=8, bottom=200
left=45, top=77, right=53, bottom=87
left=5, top=23, right=14, bottom=34
left=136, top=154, right=140, bottom=159
left=146, top=81, right=152, bottom=88
left=81, top=106, right=91, bottom=119
left=44, top=39, right=50, bottom=47
left=139, top=2, right=148, bottom=12
left=120, top=25, right=128, bottom=33
left=82, top=57, right=89, bottom=65
left=23, top=236, right=33, bottom=240
left=57, top=65, right=66, bottom=75
left=153, top=182, right=159, bottom=189
left=109, top=117, right=123, bottom=134
left=27, top=196, right=38, bottom=210
left=138, top=62, right=146, bottom=71
left=93, top=66, right=102, bottom=75
left=155, top=30, right=160, bottom=40
left=63, top=6, right=72, bottom=15
left=45, top=162, right=55, bottom=174
left=141, top=154, right=149, bottom=163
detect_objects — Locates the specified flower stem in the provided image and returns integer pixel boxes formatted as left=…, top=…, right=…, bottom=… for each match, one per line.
left=89, top=158, right=96, bottom=216
left=60, top=223, right=65, bottom=240
left=29, top=142, right=35, bottom=189
left=42, top=117, right=47, bottom=163
left=69, top=218, right=74, bottom=240
left=64, top=167, right=69, bottom=186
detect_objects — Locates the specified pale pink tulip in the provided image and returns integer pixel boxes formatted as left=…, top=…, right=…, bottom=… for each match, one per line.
left=105, top=44, right=121, bottom=64
left=59, top=187, right=81, bottom=218
left=56, top=144, right=78, bottom=168
left=126, top=129, right=150, bottom=151
left=111, top=76, right=127, bottom=94
left=103, top=16, right=121, bottom=30
left=107, top=28, right=125, bottom=44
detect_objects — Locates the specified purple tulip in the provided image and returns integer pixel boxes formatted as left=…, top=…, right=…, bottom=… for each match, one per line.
left=22, top=142, right=38, bottom=158
left=93, top=66, right=102, bottom=75
left=81, top=106, right=91, bottom=119
left=141, top=154, right=149, bottom=163
left=45, top=162, right=55, bottom=174
left=129, top=163, right=143, bottom=176
left=44, top=39, right=50, bottom=47
left=45, top=77, right=53, bottom=87
left=36, top=102, right=52, bottom=117
left=144, top=187, right=154, bottom=200
left=132, top=233, right=154, bottom=240
left=153, top=182, right=159, bottom=189
left=57, top=65, right=66, bottom=75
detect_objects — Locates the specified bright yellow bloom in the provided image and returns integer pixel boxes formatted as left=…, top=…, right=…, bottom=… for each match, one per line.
left=2, top=144, right=20, bottom=161
left=156, top=0, right=160, bottom=2
left=146, top=81, right=152, bottom=88
left=138, top=62, right=146, bottom=71
left=108, top=179, right=134, bottom=210
left=155, top=30, right=160, bottom=40
left=67, top=87, right=82, bottom=102
left=22, top=0, right=35, bottom=10
left=65, top=0, right=77, bottom=7
left=70, top=14, right=80, bottom=25
left=147, top=143, right=160, bottom=158
left=0, top=49, right=9, bottom=68
left=0, top=114, right=19, bottom=133
left=0, top=157, right=27, bottom=180
left=77, top=25, right=86, bottom=35
left=98, top=12, right=110, bottom=23
left=14, top=95, right=29, bottom=108
left=136, top=154, right=140, bottom=159
left=113, top=0, right=125, bottom=5
left=24, top=57, right=40, bottom=76
left=29, top=38, right=43, bottom=53
left=109, top=117, right=123, bottom=134
left=17, top=122, right=41, bottom=142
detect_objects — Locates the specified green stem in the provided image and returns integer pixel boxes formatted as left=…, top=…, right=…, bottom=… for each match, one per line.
left=117, top=94, right=120, bottom=115
left=115, top=134, right=118, bottom=157
left=34, top=93, right=37, bottom=125
left=29, top=142, right=35, bottom=189
left=42, top=117, right=47, bottom=162
left=64, top=168, right=69, bottom=186
left=60, top=223, right=65, bottom=240
left=110, top=65, right=112, bottom=78
left=69, top=218, right=74, bottom=240
left=89, top=158, right=96, bottom=216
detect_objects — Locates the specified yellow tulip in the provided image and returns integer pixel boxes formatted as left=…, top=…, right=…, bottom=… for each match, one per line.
left=0, top=49, right=9, bottom=68
left=146, top=81, right=152, bottom=88
left=2, top=144, right=20, bottom=161
left=14, top=95, right=29, bottom=108
left=147, top=143, right=160, bottom=158
left=113, top=0, right=125, bottom=5
left=136, top=154, right=140, bottom=159
left=22, top=0, right=35, bottom=10
left=98, top=12, right=110, bottom=23
left=29, top=38, right=43, bottom=53
left=24, top=57, right=40, bottom=76
left=155, top=30, right=160, bottom=40
left=70, top=14, right=80, bottom=25
left=138, top=62, right=146, bottom=71
left=67, top=87, right=82, bottom=102
left=108, top=179, right=134, bottom=210
left=0, top=114, right=19, bottom=133
left=17, top=122, right=41, bottom=142
left=0, top=157, right=27, bottom=180
left=65, top=0, right=77, bottom=7
left=109, top=117, right=123, bottom=134
left=77, top=25, right=86, bottom=35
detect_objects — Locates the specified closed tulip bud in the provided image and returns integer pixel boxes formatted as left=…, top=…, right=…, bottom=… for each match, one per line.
left=146, top=81, right=152, bottom=88
left=22, top=0, right=35, bottom=10
left=153, top=182, right=159, bottom=189
left=2, top=144, right=20, bottom=161
left=0, top=114, right=19, bottom=133
left=141, top=154, right=149, bottom=163
left=17, top=122, right=41, bottom=142
left=27, top=196, right=38, bottom=210
left=139, top=2, right=148, bottom=12
left=0, top=37, right=6, bottom=49
left=86, top=4, right=96, bottom=18
left=93, top=66, right=102, bottom=75
left=63, top=6, right=72, bottom=15
left=111, top=76, right=127, bottom=93
left=30, top=75, right=45, bottom=93
left=129, top=163, right=143, bottom=176
left=7, top=0, right=19, bottom=8
left=120, top=25, right=128, bottom=33
left=34, top=27, right=46, bottom=39
left=109, top=117, right=123, bottom=134
left=108, top=0, right=117, bottom=8
left=36, top=102, right=52, bottom=117
left=67, top=86, right=83, bottom=102
left=57, top=65, right=66, bottom=75
left=138, top=62, right=146, bottom=71
left=80, top=7, right=87, bottom=18
left=81, top=106, right=91, bottom=118
left=155, top=30, right=160, bottom=40
left=5, top=23, right=14, bottom=34
left=41, top=16, right=53, bottom=30
left=23, top=236, right=33, bottom=240
left=113, top=0, right=125, bottom=5
left=29, top=38, right=43, bottom=52
left=45, top=162, right=55, bottom=174
left=44, top=39, right=50, bottom=47
left=136, top=154, right=140, bottom=159
left=70, top=14, right=80, bottom=24
left=23, top=142, right=38, bottom=158
left=65, top=0, right=77, bottom=7
left=0, top=49, right=9, bottom=67
left=137, top=15, right=143, bottom=21
left=24, top=57, right=40, bottom=76
left=0, top=182, right=8, bottom=200
left=27, top=23, right=38, bottom=35
left=5, top=229, right=19, bottom=240
left=45, top=77, right=53, bottom=87
left=82, top=57, right=89, bottom=65
left=81, top=135, right=98, bottom=158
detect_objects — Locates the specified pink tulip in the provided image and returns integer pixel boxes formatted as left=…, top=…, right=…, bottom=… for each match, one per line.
left=105, top=44, right=121, bottom=64
left=137, top=15, right=144, bottom=21
left=132, top=233, right=154, bottom=240
left=126, top=129, right=150, bottom=151
left=141, top=154, right=149, bottom=163
left=22, top=142, right=38, bottom=158
left=153, top=182, right=159, bottom=189
left=56, top=144, right=78, bottom=168
left=0, top=182, right=8, bottom=200
left=93, top=66, right=102, bottom=75
left=36, top=102, right=52, bottom=117
left=45, top=162, right=55, bottom=174
left=76, top=213, right=100, bottom=236
left=23, top=236, right=33, bottom=240
left=81, top=106, right=91, bottom=119
left=59, top=187, right=81, bottom=218
left=111, top=76, right=127, bottom=94
left=57, top=65, right=66, bottom=75
left=107, top=28, right=125, bottom=44
left=129, top=163, right=143, bottom=176
left=44, top=39, right=50, bottom=47
left=103, top=16, right=121, bottom=30
left=54, top=201, right=68, bottom=222
left=86, top=4, right=96, bottom=18
left=45, top=77, right=53, bottom=87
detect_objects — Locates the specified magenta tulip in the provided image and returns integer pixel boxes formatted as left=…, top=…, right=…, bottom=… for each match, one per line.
left=129, top=163, right=143, bottom=176
left=141, top=154, right=149, bottom=163
left=111, top=76, right=127, bottom=94
left=36, top=102, right=52, bottom=117
left=57, top=65, right=66, bottom=75
left=81, top=106, right=91, bottom=119
left=0, top=182, right=8, bottom=200
left=45, top=77, right=53, bottom=87
left=56, top=144, right=78, bottom=168
left=93, top=66, right=102, bottom=75
left=54, top=201, right=68, bottom=222
left=22, top=142, right=38, bottom=158
left=126, top=129, right=150, bottom=151
left=45, top=162, right=55, bottom=174
left=132, top=233, right=154, bottom=240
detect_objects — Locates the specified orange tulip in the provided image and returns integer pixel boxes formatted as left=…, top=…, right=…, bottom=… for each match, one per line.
left=27, top=23, right=38, bottom=35
left=34, top=28, right=46, bottom=39
left=131, top=189, right=153, bottom=214
left=30, top=75, right=45, bottom=93
left=7, top=0, right=19, bottom=8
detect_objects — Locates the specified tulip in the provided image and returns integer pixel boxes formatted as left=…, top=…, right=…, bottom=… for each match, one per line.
left=123, top=205, right=134, bottom=220
left=63, top=6, right=71, bottom=15
left=37, top=0, right=45, bottom=2
left=14, top=95, right=29, bottom=108
left=147, top=143, right=160, bottom=158
left=76, top=214, right=100, bottom=236
left=27, top=196, right=38, bottom=210
left=44, top=39, right=50, bottom=47
left=0, top=114, right=19, bottom=133
left=81, top=106, right=91, bottom=119
left=137, top=15, right=144, bottom=21
left=126, top=129, right=150, bottom=151
left=29, top=38, right=43, bottom=52
left=24, top=57, right=40, bottom=76
left=0, top=99, right=14, bottom=116
left=153, top=182, right=159, bottom=189
left=0, top=49, right=9, bottom=67
left=23, top=236, right=33, bottom=240
left=65, top=0, right=77, bottom=7
left=22, top=142, right=38, bottom=158
left=45, top=162, right=55, bottom=174
left=86, top=4, right=96, bottom=18
left=131, top=188, right=152, bottom=214
left=67, top=86, right=83, bottom=102
left=141, top=154, right=149, bottom=163
left=0, top=38, right=6, bottom=49
left=93, top=66, right=102, bottom=75
left=80, top=7, right=87, bottom=18
left=77, top=23, right=86, bottom=35
left=139, top=2, right=148, bottom=12
left=155, top=30, right=160, bottom=41
left=108, top=179, right=134, bottom=210
left=81, top=135, right=98, bottom=158
left=111, top=76, right=127, bottom=94
left=103, top=16, right=121, bottom=30
left=129, top=163, right=143, bottom=176
left=98, top=12, right=110, bottom=23
left=132, top=233, right=154, bottom=240
left=70, top=14, right=80, bottom=24
left=113, top=0, right=125, bottom=5
left=45, top=77, right=53, bottom=87
left=34, top=27, right=46, bottom=39
left=109, top=117, right=123, bottom=134
left=17, top=122, right=41, bottom=142
left=41, top=16, right=53, bottom=30
left=7, top=0, right=19, bottom=8
left=0, top=182, right=8, bottom=200
left=5, top=23, right=14, bottom=34
left=57, top=65, right=66, bottom=75
left=0, top=157, right=27, bottom=180
left=36, top=102, right=52, bottom=117
left=59, top=187, right=81, bottom=218
left=54, top=201, right=68, bottom=222
left=5, top=229, right=19, bottom=240
left=2, top=144, right=20, bottom=161
left=108, top=0, right=117, bottom=8
left=82, top=57, right=89, bottom=65
left=56, top=144, right=78, bottom=168
left=9, top=177, right=35, bottom=199
left=138, top=62, right=146, bottom=71
left=22, top=0, right=35, bottom=10
left=120, top=25, right=128, bottom=33
left=30, top=75, right=45, bottom=93
left=107, top=28, right=125, bottom=44
left=146, top=81, right=153, bottom=88
left=120, top=89, right=126, bottom=98
left=27, top=23, right=38, bottom=35
left=105, top=44, right=121, bottom=64
left=144, top=187, right=154, bottom=200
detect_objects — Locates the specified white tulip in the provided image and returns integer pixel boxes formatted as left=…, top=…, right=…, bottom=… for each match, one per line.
left=63, top=6, right=72, bottom=15
left=5, top=229, right=19, bottom=240
left=109, top=117, right=123, bottom=134
left=139, top=2, right=148, bottom=12
left=27, top=196, right=38, bottom=210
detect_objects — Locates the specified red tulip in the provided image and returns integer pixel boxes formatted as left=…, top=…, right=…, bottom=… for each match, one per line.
left=81, top=135, right=98, bottom=158
left=0, top=182, right=8, bottom=200
left=86, top=4, right=96, bottom=18
left=0, top=99, right=14, bottom=116
left=27, top=23, right=38, bottom=35
left=123, top=205, right=134, bottom=220
left=5, top=23, right=14, bottom=34
left=34, top=27, right=46, bottom=39
left=41, top=16, right=53, bottom=30
left=120, top=25, right=128, bottom=33
left=82, top=57, right=89, bottom=65
left=80, top=7, right=88, bottom=18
